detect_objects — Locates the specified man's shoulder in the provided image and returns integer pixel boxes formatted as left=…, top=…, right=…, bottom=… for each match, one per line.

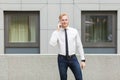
left=69, top=27, right=78, bottom=32
left=53, top=30, right=57, bottom=32
left=52, top=30, right=59, bottom=35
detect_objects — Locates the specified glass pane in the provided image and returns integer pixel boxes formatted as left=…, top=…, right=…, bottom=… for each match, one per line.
left=85, top=15, right=112, bottom=43
left=29, top=16, right=37, bottom=42
left=9, top=15, right=36, bottom=43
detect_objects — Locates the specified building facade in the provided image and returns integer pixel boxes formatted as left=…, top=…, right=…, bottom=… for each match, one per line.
left=0, top=0, right=120, bottom=80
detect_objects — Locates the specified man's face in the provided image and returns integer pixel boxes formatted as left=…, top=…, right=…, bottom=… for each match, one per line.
left=60, top=15, right=69, bottom=28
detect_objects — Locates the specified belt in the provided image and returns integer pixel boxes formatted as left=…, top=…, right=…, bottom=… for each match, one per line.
left=58, top=54, right=76, bottom=59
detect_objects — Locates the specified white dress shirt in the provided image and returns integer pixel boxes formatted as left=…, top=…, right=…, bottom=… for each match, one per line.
left=49, top=26, right=85, bottom=60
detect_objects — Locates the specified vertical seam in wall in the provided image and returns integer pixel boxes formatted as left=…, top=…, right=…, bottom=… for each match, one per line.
left=47, top=0, right=48, bottom=54
left=20, top=0, right=22, bottom=10
left=99, top=0, right=100, bottom=10
left=117, top=10, right=120, bottom=54
left=0, top=6, right=3, bottom=11
left=73, top=0, right=75, bottom=28
left=60, top=0, right=61, bottom=13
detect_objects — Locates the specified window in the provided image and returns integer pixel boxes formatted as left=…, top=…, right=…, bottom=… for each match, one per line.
left=4, top=11, right=40, bottom=53
left=81, top=11, right=117, bottom=53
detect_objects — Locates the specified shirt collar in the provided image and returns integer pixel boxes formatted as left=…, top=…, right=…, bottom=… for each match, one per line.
left=60, top=26, right=70, bottom=30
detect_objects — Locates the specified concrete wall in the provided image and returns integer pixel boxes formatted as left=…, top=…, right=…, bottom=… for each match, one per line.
left=0, top=54, right=119, bottom=80
left=0, top=0, right=120, bottom=80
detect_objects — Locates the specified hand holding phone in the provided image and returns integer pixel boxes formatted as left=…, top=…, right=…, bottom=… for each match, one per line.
left=58, top=22, right=61, bottom=28
left=57, top=22, right=61, bottom=31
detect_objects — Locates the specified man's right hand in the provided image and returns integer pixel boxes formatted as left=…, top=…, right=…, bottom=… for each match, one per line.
left=57, top=23, right=61, bottom=31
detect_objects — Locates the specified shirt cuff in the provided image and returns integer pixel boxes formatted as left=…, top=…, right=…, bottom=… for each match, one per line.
left=81, top=60, right=86, bottom=62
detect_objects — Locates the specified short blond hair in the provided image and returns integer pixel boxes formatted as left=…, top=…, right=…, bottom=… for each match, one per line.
left=59, top=13, right=68, bottom=20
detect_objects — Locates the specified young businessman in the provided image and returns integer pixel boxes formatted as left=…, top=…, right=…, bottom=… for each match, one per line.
left=49, top=13, right=86, bottom=80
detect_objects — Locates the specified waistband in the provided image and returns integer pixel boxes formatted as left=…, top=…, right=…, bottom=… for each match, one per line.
left=58, top=54, right=76, bottom=59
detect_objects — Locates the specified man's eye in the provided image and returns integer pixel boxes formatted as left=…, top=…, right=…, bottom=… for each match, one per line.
left=62, top=19, right=68, bottom=21
left=65, top=19, right=68, bottom=21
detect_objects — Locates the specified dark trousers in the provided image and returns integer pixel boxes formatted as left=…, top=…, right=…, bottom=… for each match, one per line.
left=58, top=54, right=83, bottom=80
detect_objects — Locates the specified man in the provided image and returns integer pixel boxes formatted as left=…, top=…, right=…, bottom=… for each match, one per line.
left=49, top=13, right=86, bottom=80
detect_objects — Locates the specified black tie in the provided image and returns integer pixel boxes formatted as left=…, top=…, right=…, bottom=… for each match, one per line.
left=65, top=29, right=69, bottom=57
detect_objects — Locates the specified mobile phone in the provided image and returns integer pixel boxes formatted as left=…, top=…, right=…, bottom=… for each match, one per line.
left=58, top=22, right=61, bottom=28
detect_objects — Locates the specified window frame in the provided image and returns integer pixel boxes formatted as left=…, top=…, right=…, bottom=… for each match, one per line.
left=81, top=11, right=117, bottom=48
left=4, top=11, right=40, bottom=48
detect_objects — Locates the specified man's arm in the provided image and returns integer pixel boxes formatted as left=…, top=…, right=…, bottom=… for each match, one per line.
left=76, top=30, right=86, bottom=69
left=49, top=31, right=58, bottom=47
left=76, top=30, right=85, bottom=60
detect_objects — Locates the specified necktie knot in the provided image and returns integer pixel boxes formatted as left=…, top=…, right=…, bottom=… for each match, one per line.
left=64, top=29, right=66, bottom=32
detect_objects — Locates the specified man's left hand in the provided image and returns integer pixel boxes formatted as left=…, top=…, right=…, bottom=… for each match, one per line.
left=80, top=62, right=86, bottom=69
